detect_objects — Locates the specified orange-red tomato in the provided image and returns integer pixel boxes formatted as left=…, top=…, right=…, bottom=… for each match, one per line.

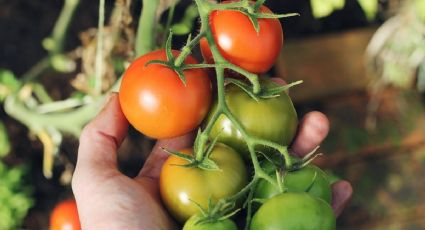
left=50, top=199, right=81, bottom=230
left=119, top=49, right=212, bottom=139
left=200, top=3, right=283, bottom=74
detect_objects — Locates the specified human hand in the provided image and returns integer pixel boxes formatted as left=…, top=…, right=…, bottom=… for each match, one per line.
left=72, top=92, right=352, bottom=229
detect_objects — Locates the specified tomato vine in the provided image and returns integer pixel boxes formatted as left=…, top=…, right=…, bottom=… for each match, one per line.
left=147, top=0, right=301, bottom=226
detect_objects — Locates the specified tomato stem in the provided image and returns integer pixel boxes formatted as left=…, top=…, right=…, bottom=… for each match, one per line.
left=162, top=3, right=177, bottom=47
left=174, top=31, right=206, bottom=67
left=94, top=0, right=105, bottom=96
left=136, top=0, right=160, bottom=57
left=193, top=0, right=290, bottom=183
left=46, top=0, right=81, bottom=55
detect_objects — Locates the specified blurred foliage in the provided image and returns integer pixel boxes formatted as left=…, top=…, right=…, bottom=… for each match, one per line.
left=171, top=4, right=199, bottom=35
left=310, top=0, right=378, bottom=20
left=357, top=0, right=379, bottom=21
left=310, top=0, right=345, bottom=18
left=0, top=121, right=11, bottom=158
left=366, top=0, right=425, bottom=91
left=0, top=69, right=21, bottom=102
left=0, top=162, right=34, bottom=230
left=418, top=0, right=425, bottom=21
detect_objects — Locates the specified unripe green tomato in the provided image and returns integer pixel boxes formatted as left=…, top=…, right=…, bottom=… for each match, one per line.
left=159, top=144, right=247, bottom=222
left=206, top=79, right=298, bottom=159
left=250, top=193, right=336, bottom=230
left=183, top=215, right=237, bottom=230
left=254, top=164, right=332, bottom=203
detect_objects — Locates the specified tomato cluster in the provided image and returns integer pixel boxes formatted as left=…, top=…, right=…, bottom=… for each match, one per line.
left=119, top=1, right=336, bottom=229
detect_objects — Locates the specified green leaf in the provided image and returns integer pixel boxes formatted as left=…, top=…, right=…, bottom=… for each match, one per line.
left=259, top=80, right=303, bottom=98
left=145, top=59, right=170, bottom=67
left=357, top=0, right=378, bottom=21
left=256, top=12, right=300, bottom=19
left=251, top=198, right=267, bottom=204
left=305, top=172, right=318, bottom=193
left=0, top=162, right=33, bottom=230
left=253, top=0, right=266, bottom=12
left=193, top=129, right=203, bottom=155
left=0, top=69, right=20, bottom=102
left=310, top=0, right=345, bottom=18
left=205, top=134, right=220, bottom=159
left=175, top=68, right=187, bottom=86
left=248, top=13, right=260, bottom=33
left=171, top=4, right=199, bottom=35
left=225, top=78, right=259, bottom=101
left=161, top=147, right=193, bottom=162
left=0, top=121, right=11, bottom=158
left=198, top=158, right=221, bottom=171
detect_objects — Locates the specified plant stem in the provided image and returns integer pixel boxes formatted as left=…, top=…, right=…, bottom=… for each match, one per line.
left=23, top=0, right=80, bottom=82
left=4, top=95, right=103, bottom=137
left=254, top=139, right=292, bottom=168
left=244, top=187, right=255, bottom=230
left=94, top=0, right=105, bottom=96
left=49, top=0, right=81, bottom=55
left=21, top=58, right=51, bottom=82
left=190, top=0, right=296, bottom=196
left=162, top=3, right=176, bottom=46
left=174, top=31, right=206, bottom=67
left=226, top=178, right=258, bottom=203
left=136, top=0, right=160, bottom=57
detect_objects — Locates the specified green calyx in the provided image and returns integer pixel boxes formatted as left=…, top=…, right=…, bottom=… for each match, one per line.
left=144, top=31, right=188, bottom=86
left=225, top=78, right=303, bottom=101
left=161, top=147, right=221, bottom=171
left=161, top=132, right=223, bottom=171
left=190, top=198, right=239, bottom=226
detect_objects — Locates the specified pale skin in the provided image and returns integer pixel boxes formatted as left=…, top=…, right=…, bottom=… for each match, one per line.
left=72, top=93, right=353, bottom=230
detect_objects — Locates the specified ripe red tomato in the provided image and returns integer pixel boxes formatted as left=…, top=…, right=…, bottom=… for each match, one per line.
left=159, top=144, right=247, bottom=223
left=200, top=3, right=283, bottom=74
left=50, top=199, right=81, bottom=230
left=119, top=49, right=212, bottom=139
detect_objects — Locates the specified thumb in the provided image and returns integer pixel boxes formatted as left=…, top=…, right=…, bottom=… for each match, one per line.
left=73, top=93, right=128, bottom=184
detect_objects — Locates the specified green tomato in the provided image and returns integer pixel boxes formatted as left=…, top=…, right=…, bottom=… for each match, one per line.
left=183, top=215, right=237, bottom=230
left=250, top=192, right=336, bottom=230
left=159, top=143, right=248, bottom=222
left=254, top=164, right=332, bottom=203
left=207, top=79, right=298, bottom=159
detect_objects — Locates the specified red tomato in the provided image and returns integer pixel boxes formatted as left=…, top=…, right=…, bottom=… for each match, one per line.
left=50, top=199, right=81, bottom=230
left=119, top=50, right=212, bottom=139
left=200, top=3, right=283, bottom=74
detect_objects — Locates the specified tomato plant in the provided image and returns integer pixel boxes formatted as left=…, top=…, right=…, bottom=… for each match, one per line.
left=206, top=79, right=298, bottom=159
left=159, top=143, right=247, bottom=223
left=200, top=2, right=283, bottom=74
left=119, top=49, right=212, bottom=139
left=50, top=199, right=81, bottom=230
left=183, top=214, right=237, bottom=230
left=254, top=162, right=332, bottom=203
left=250, top=193, right=336, bottom=230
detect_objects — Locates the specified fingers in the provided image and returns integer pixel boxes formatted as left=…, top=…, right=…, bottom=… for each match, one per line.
left=73, top=93, right=128, bottom=182
left=290, top=111, right=330, bottom=157
left=138, top=132, right=196, bottom=180
left=331, top=180, right=353, bottom=216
